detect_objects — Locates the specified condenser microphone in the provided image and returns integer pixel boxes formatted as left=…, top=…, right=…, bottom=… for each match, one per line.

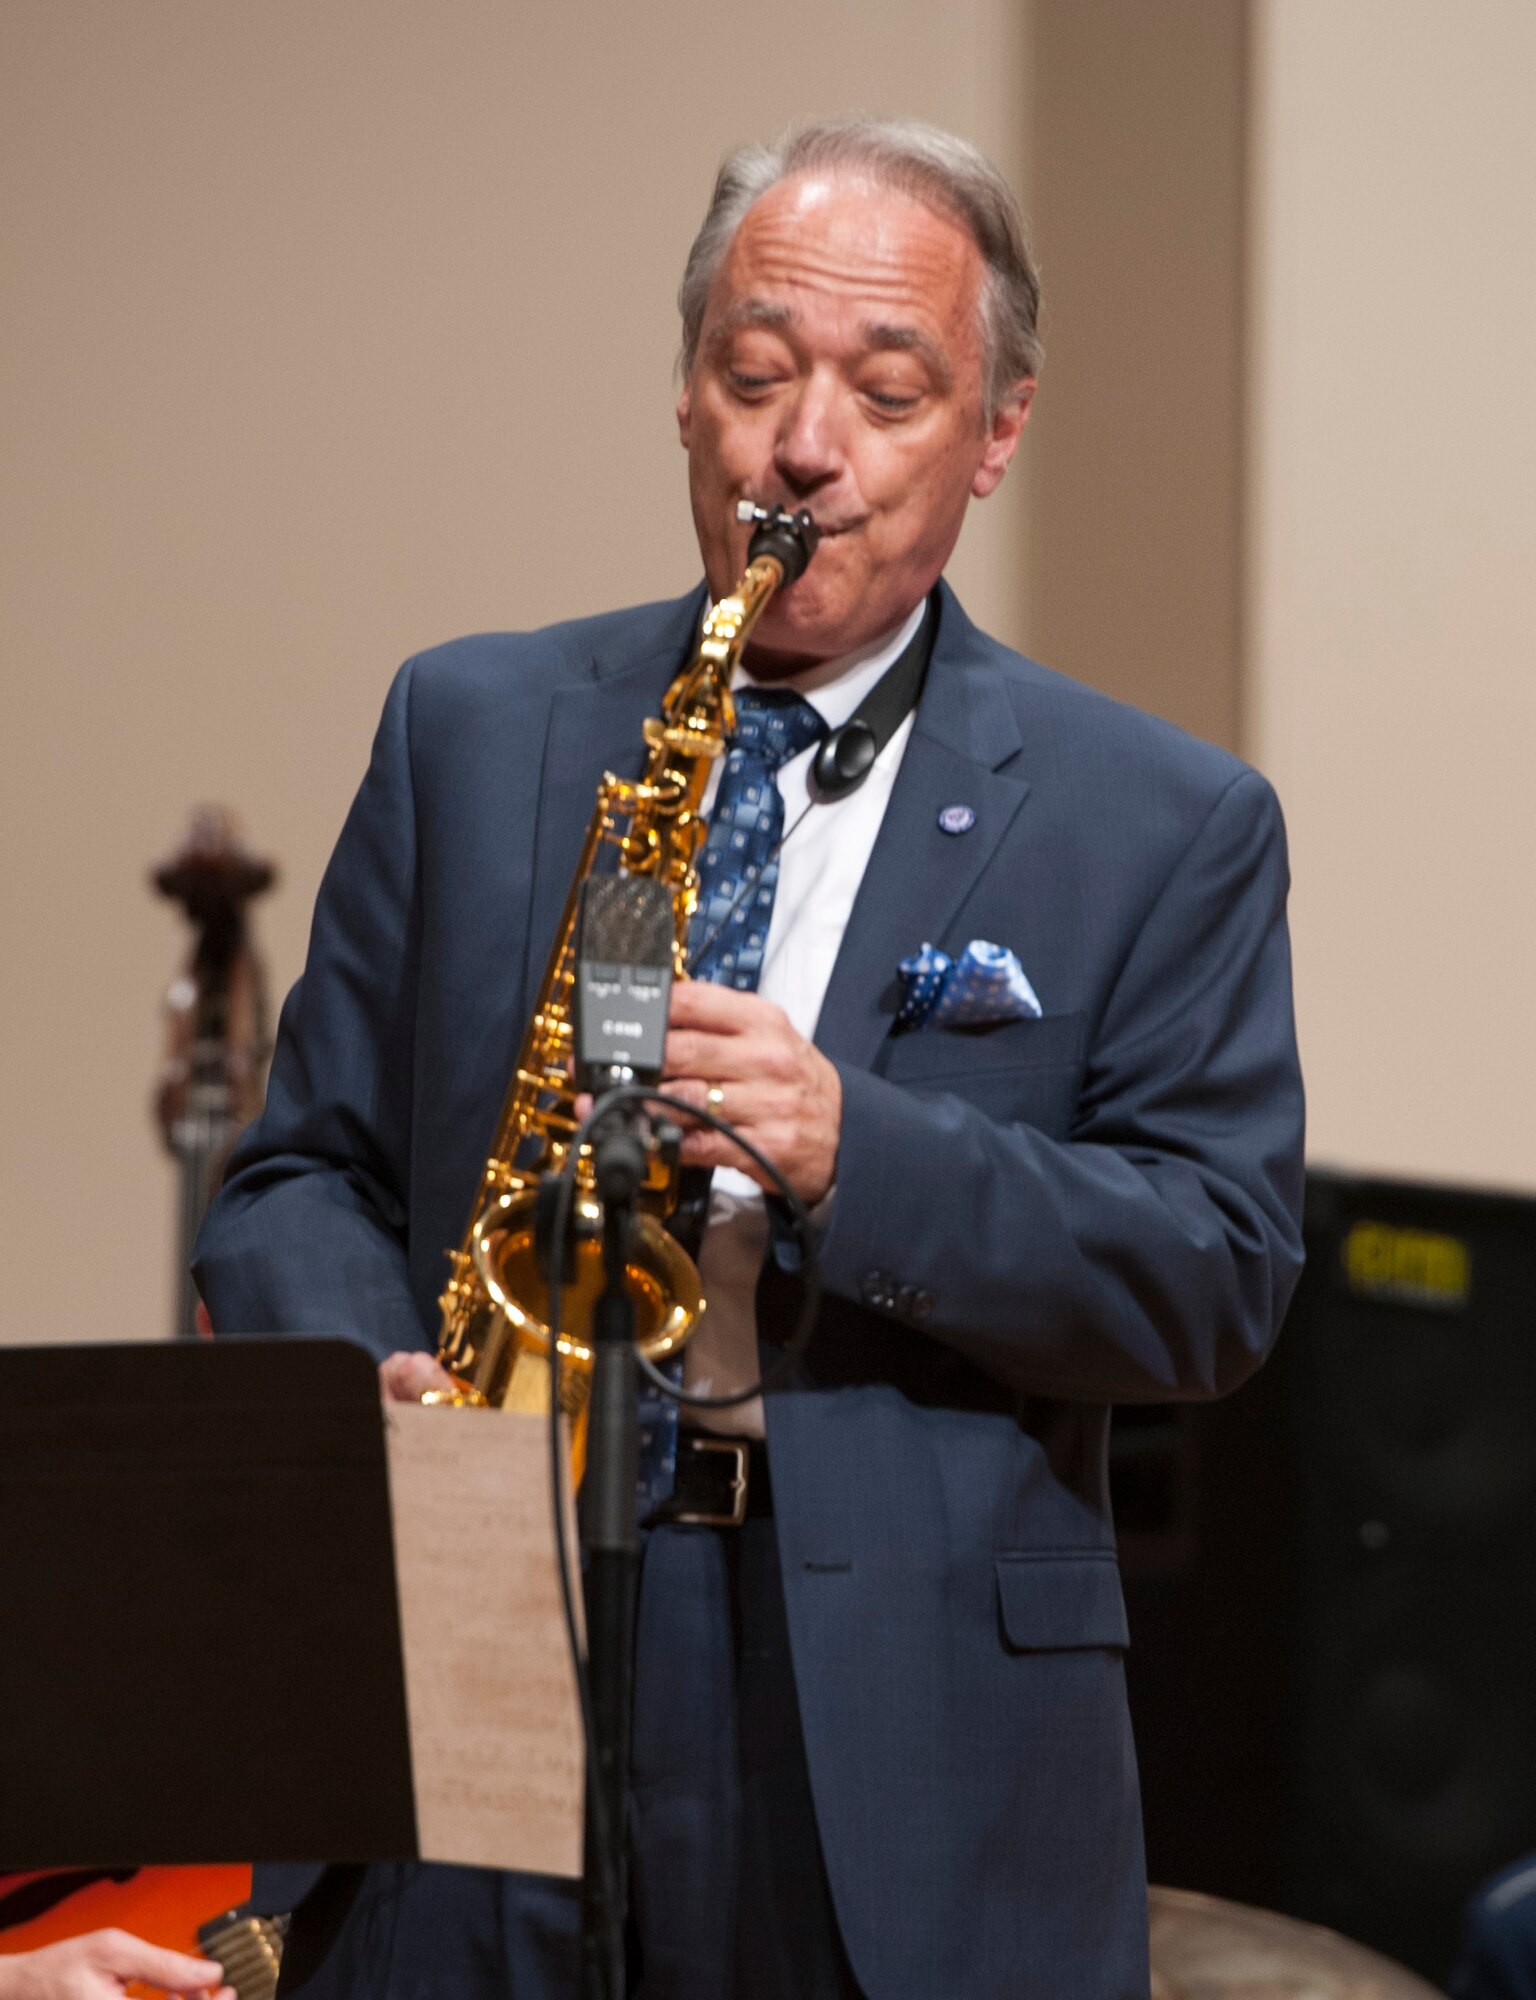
left=573, top=874, right=676, bottom=1096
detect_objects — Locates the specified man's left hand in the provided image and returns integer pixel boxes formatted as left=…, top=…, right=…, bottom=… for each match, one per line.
left=662, top=981, right=841, bottom=1205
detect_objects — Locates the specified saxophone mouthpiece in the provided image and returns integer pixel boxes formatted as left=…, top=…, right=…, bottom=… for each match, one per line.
left=736, top=502, right=819, bottom=585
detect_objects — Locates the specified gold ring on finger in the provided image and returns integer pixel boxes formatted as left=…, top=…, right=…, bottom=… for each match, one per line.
left=706, top=1084, right=725, bottom=1114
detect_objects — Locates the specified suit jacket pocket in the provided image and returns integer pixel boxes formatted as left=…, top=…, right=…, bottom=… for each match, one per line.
left=995, top=1550, right=1129, bottom=1653
left=880, top=1009, right=1084, bottom=1086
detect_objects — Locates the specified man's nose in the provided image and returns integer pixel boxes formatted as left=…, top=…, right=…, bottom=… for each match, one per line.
left=774, top=376, right=846, bottom=494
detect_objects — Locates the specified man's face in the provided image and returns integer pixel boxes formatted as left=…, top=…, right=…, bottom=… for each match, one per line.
left=677, top=171, right=1033, bottom=672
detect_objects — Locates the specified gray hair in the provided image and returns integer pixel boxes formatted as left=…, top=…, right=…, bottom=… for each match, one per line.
left=678, top=116, right=1042, bottom=421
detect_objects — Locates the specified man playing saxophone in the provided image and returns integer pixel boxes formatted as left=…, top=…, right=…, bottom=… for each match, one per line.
left=196, top=117, right=1304, bottom=2000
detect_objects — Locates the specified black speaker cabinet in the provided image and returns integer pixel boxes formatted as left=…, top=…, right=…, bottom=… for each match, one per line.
left=1117, top=1169, right=1536, bottom=1984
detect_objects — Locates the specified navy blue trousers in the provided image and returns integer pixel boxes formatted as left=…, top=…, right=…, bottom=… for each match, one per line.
left=276, top=1518, right=862, bottom=2000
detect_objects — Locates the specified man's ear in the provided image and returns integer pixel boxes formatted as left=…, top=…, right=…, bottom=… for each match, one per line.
left=971, top=380, right=1035, bottom=500
left=676, top=379, right=693, bottom=448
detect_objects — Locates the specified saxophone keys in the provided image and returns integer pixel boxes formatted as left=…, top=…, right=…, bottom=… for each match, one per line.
left=658, top=724, right=725, bottom=760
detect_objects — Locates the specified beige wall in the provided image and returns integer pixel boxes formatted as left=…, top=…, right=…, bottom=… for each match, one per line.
left=1028, top=0, right=1246, bottom=751
left=10, top=1, right=1532, bottom=1355
left=1247, top=0, right=1536, bottom=1190
left=0, top=0, right=1031, bottom=1345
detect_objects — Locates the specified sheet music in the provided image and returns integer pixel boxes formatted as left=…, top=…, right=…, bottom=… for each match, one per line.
left=384, top=1403, right=584, bottom=1878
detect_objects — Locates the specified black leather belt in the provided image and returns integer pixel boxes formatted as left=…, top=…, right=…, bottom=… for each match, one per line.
left=650, top=1433, right=772, bottom=1528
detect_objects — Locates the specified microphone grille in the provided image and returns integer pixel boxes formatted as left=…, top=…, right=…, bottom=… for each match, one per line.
left=578, top=874, right=676, bottom=967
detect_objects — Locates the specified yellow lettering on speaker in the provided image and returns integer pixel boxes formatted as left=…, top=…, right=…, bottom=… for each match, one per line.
left=1342, top=1221, right=1470, bottom=1309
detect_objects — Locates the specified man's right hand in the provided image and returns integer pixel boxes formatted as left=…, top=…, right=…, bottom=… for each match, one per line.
left=0, top=1929, right=234, bottom=1999
left=379, top=1351, right=457, bottom=1402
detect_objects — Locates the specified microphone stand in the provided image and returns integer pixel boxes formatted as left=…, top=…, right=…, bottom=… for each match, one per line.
left=555, top=1077, right=816, bottom=2000
left=578, top=1115, right=646, bottom=2000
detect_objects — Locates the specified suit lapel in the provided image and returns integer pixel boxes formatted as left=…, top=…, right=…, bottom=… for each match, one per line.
left=514, top=583, right=1032, bottom=1076
left=517, top=589, right=705, bottom=1030
left=814, top=586, right=1032, bottom=1073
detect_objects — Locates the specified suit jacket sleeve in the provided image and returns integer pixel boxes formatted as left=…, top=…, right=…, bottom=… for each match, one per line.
left=192, top=658, right=429, bottom=1360
left=820, top=767, right=1305, bottom=1402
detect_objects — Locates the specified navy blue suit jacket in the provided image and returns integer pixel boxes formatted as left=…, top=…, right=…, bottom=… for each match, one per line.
left=195, top=582, right=1304, bottom=2000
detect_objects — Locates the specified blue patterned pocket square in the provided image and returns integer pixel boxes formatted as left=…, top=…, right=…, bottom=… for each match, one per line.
left=896, top=940, right=1043, bottom=1032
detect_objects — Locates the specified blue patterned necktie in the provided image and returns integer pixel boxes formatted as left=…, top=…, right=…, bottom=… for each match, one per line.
left=686, top=687, right=829, bottom=984
left=635, top=685, right=826, bottom=1518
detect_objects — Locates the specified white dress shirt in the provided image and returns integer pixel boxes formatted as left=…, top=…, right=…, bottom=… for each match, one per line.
left=683, top=599, right=926, bottom=1437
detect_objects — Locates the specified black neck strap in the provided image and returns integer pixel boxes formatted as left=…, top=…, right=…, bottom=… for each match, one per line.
left=810, top=593, right=937, bottom=802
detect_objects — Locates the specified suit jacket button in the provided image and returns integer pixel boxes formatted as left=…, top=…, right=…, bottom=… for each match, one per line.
left=895, top=1285, right=917, bottom=1318
left=861, top=1270, right=889, bottom=1307
left=910, top=1289, right=936, bottom=1321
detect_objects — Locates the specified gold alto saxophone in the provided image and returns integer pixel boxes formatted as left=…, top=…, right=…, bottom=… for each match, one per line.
left=434, top=505, right=818, bottom=1474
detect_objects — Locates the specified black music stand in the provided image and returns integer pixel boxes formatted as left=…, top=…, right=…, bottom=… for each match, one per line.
left=0, top=1338, right=417, bottom=1868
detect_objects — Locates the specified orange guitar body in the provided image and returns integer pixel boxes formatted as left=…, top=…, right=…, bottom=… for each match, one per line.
left=0, top=1868, right=252, bottom=1993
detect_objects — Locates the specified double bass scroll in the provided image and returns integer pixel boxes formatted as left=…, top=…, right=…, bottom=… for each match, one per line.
left=153, top=806, right=275, bottom=1341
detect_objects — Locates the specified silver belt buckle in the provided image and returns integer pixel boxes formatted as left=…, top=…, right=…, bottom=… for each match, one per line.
left=672, top=1436, right=749, bottom=1528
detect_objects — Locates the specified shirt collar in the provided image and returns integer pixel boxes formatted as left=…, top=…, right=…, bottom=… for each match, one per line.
left=729, top=599, right=927, bottom=732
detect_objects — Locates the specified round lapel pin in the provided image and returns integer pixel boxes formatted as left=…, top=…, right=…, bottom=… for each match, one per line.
left=938, top=804, right=976, bottom=835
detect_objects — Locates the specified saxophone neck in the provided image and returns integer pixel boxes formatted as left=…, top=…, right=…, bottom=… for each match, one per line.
left=662, top=566, right=774, bottom=731
left=700, top=552, right=788, bottom=658
left=664, top=506, right=819, bottom=725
